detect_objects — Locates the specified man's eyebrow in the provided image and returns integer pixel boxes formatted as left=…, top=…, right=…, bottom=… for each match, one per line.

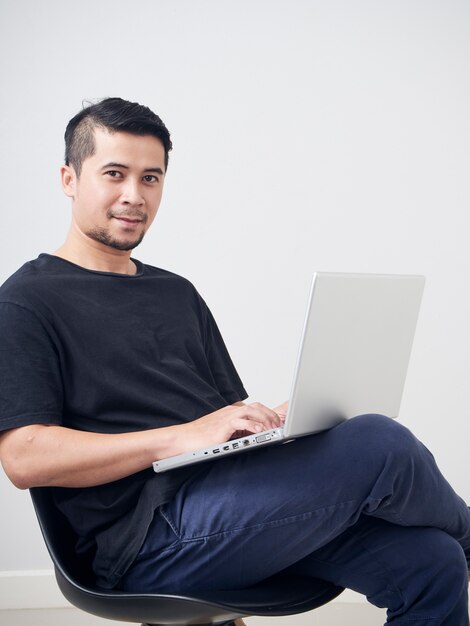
left=144, top=167, right=165, bottom=175
left=101, top=162, right=165, bottom=175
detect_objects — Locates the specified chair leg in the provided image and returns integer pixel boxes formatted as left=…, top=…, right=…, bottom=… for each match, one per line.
left=142, top=621, right=243, bottom=626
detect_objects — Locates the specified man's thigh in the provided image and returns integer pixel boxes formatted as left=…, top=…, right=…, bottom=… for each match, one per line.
left=120, top=416, right=412, bottom=591
left=165, top=414, right=405, bottom=538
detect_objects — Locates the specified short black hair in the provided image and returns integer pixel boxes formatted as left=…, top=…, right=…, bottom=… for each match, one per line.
left=64, top=97, right=172, bottom=176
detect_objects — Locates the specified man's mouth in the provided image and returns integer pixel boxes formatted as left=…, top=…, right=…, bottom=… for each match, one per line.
left=114, top=217, right=142, bottom=224
left=111, top=215, right=147, bottom=232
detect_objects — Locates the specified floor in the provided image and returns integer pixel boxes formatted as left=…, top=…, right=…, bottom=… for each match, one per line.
left=3, top=603, right=470, bottom=625
left=0, top=603, right=386, bottom=626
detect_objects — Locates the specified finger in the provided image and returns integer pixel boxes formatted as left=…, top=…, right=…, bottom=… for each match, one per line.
left=230, top=417, right=266, bottom=434
left=238, top=404, right=283, bottom=429
left=250, top=402, right=282, bottom=419
left=272, top=401, right=288, bottom=417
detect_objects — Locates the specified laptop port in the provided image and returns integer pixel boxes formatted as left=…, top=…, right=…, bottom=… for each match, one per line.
left=232, top=442, right=239, bottom=449
left=242, top=439, right=250, bottom=446
left=213, top=448, right=220, bottom=453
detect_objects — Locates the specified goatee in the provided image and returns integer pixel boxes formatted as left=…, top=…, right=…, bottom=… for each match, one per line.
left=86, top=227, right=146, bottom=251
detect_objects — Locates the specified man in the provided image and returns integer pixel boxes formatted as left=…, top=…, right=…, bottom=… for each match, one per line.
left=0, top=98, right=469, bottom=625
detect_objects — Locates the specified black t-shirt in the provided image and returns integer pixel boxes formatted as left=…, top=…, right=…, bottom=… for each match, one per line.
left=0, top=254, right=248, bottom=587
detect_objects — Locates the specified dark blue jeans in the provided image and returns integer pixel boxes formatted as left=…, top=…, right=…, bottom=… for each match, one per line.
left=120, top=415, right=470, bottom=625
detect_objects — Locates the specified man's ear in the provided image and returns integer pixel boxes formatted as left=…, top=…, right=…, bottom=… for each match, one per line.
left=60, top=164, right=77, bottom=198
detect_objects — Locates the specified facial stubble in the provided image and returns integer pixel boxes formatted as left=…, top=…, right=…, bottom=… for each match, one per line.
left=86, top=210, right=149, bottom=251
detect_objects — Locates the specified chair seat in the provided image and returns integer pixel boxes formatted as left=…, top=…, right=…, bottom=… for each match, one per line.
left=31, top=487, right=344, bottom=626
left=55, top=568, right=343, bottom=625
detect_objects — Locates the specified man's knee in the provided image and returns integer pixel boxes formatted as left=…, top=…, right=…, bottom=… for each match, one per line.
left=421, top=529, right=468, bottom=580
left=346, top=413, right=423, bottom=462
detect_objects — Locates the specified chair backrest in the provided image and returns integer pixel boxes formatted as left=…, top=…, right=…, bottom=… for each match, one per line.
left=30, top=487, right=96, bottom=589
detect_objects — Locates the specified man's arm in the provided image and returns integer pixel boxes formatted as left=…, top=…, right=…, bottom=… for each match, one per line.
left=0, top=401, right=285, bottom=490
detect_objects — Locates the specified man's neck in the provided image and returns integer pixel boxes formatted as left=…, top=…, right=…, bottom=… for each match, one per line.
left=54, top=235, right=137, bottom=275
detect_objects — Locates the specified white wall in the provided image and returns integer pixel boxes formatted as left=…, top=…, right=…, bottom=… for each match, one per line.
left=0, top=0, right=469, bottom=576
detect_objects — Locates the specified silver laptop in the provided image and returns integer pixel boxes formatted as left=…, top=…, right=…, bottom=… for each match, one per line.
left=153, top=272, right=425, bottom=473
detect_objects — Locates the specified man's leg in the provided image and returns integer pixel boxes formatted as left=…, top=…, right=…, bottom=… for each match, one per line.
left=120, top=415, right=470, bottom=620
left=287, top=515, right=469, bottom=625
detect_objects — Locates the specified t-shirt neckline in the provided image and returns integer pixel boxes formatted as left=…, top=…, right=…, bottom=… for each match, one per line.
left=38, top=253, right=145, bottom=278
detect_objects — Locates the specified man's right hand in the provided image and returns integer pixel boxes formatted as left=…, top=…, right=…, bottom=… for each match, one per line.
left=176, top=402, right=284, bottom=455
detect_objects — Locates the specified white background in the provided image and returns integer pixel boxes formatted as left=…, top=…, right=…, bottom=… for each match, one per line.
left=0, top=0, right=469, bottom=572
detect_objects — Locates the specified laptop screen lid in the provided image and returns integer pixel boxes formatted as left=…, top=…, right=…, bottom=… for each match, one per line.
left=283, top=272, right=425, bottom=438
left=153, top=272, right=424, bottom=473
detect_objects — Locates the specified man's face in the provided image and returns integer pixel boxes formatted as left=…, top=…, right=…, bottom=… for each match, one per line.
left=62, top=128, right=166, bottom=251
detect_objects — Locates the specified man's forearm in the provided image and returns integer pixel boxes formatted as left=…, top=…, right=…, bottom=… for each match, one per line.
left=0, top=401, right=286, bottom=491
left=0, top=423, right=180, bottom=490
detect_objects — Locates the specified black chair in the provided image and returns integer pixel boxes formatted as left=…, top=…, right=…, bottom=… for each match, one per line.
left=30, top=487, right=344, bottom=626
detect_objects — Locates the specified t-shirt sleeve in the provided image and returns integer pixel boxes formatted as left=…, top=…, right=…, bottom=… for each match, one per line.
left=0, top=302, right=63, bottom=431
left=202, top=302, right=249, bottom=405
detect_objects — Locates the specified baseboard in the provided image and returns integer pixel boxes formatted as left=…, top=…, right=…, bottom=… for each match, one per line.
left=0, top=570, right=365, bottom=610
left=0, top=570, right=69, bottom=610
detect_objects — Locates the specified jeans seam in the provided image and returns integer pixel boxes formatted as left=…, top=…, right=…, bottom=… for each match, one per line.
left=175, top=499, right=359, bottom=544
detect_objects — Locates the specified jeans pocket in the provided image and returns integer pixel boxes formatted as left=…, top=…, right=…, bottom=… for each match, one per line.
left=159, top=503, right=183, bottom=540
left=133, top=505, right=181, bottom=563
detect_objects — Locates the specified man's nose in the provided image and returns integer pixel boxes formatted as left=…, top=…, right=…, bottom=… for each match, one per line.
left=121, top=179, right=144, bottom=205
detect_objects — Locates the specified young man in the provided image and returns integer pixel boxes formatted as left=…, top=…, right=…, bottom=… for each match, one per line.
left=0, top=98, right=469, bottom=625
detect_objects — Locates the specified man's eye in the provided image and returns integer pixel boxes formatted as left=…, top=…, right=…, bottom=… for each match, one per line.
left=105, top=170, right=122, bottom=178
left=143, top=175, right=158, bottom=183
